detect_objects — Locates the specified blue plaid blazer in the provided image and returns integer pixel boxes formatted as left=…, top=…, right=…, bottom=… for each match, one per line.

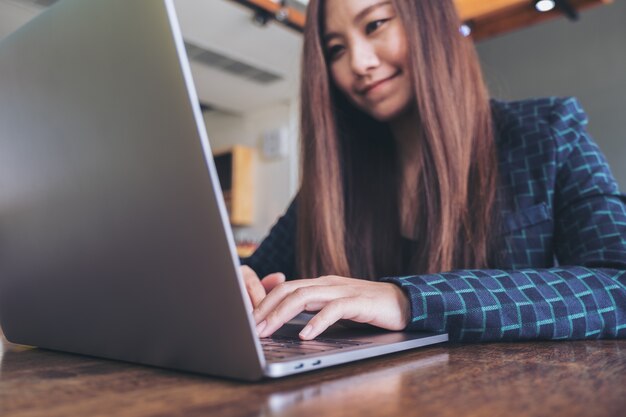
left=243, top=97, right=626, bottom=342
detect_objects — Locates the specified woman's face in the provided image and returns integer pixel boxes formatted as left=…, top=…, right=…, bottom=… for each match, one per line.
left=323, top=0, right=414, bottom=122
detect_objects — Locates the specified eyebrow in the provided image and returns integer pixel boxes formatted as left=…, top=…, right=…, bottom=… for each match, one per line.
left=323, top=1, right=393, bottom=43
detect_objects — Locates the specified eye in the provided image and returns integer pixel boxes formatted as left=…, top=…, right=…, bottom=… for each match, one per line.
left=326, top=44, right=345, bottom=61
left=365, top=19, right=389, bottom=35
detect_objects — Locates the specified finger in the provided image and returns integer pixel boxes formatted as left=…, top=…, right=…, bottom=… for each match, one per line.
left=260, top=272, right=286, bottom=293
left=253, top=279, right=331, bottom=324
left=299, top=298, right=364, bottom=340
left=257, top=286, right=348, bottom=338
left=241, top=266, right=266, bottom=309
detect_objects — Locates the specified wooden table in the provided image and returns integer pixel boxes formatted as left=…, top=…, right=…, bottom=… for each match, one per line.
left=1, top=330, right=625, bottom=417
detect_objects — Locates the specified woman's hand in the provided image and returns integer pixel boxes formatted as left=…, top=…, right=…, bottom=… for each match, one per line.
left=240, top=265, right=286, bottom=310
left=252, top=275, right=411, bottom=340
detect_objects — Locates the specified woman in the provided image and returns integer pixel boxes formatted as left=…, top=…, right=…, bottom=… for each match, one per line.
left=241, top=0, right=626, bottom=342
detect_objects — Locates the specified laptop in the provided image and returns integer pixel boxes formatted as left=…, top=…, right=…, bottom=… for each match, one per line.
left=0, top=0, right=447, bottom=380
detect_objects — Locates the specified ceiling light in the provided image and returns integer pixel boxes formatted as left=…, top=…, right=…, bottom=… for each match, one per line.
left=535, top=0, right=556, bottom=12
left=460, top=23, right=472, bottom=37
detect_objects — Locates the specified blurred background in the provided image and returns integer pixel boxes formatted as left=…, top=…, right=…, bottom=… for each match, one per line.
left=1, top=0, right=624, bottom=254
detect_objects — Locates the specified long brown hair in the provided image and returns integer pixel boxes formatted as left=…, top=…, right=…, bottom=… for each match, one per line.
left=297, top=0, right=498, bottom=279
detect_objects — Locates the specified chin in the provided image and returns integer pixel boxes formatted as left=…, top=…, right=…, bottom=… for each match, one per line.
left=367, top=106, right=408, bottom=123
left=359, top=94, right=412, bottom=122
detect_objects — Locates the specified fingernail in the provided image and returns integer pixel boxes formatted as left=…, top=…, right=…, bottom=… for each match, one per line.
left=256, top=320, right=267, bottom=336
left=299, top=324, right=313, bottom=339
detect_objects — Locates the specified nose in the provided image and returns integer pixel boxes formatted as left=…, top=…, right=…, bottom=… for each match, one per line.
left=349, top=40, right=380, bottom=77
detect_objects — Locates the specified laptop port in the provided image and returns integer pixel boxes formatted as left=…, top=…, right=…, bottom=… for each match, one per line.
left=312, top=360, right=322, bottom=366
left=294, top=363, right=304, bottom=369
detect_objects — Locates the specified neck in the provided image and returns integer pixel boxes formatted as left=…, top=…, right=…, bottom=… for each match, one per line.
left=389, top=106, right=422, bottom=239
left=389, top=105, right=421, bottom=170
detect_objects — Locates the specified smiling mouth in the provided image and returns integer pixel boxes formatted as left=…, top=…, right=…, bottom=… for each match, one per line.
left=360, top=71, right=401, bottom=95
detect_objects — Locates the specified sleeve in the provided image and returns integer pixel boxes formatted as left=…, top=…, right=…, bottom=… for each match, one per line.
left=382, top=98, right=626, bottom=342
left=240, top=198, right=298, bottom=280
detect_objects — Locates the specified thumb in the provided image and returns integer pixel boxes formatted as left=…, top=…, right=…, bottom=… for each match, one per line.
left=261, top=272, right=286, bottom=293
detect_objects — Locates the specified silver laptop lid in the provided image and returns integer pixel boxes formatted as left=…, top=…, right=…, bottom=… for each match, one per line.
left=0, top=0, right=265, bottom=380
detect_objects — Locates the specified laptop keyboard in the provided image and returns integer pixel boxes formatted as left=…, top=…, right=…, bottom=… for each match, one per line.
left=261, top=335, right=371, bottom=361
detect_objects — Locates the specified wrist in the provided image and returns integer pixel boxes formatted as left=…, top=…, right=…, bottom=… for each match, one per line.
left=387, top=282, right=411, bottom=330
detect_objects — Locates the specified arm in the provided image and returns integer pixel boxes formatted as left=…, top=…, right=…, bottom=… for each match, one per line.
left=382, top=266, right=625, bottom=341
left=240, top=198, right=298, bottom=280
left=383, top=98, right=626, bottom=341
left=239, top=198, right=298, bottom=308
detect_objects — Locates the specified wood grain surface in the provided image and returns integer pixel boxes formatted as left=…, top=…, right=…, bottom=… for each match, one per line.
left=1, top=330, right=625, bottom=417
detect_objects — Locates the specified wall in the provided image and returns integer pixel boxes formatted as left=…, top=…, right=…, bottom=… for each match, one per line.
left=0, top=0, right=39, bottom=39
left=476, top=1, right=626, bottom=191
left=203, top=100, right=299, bottom=242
